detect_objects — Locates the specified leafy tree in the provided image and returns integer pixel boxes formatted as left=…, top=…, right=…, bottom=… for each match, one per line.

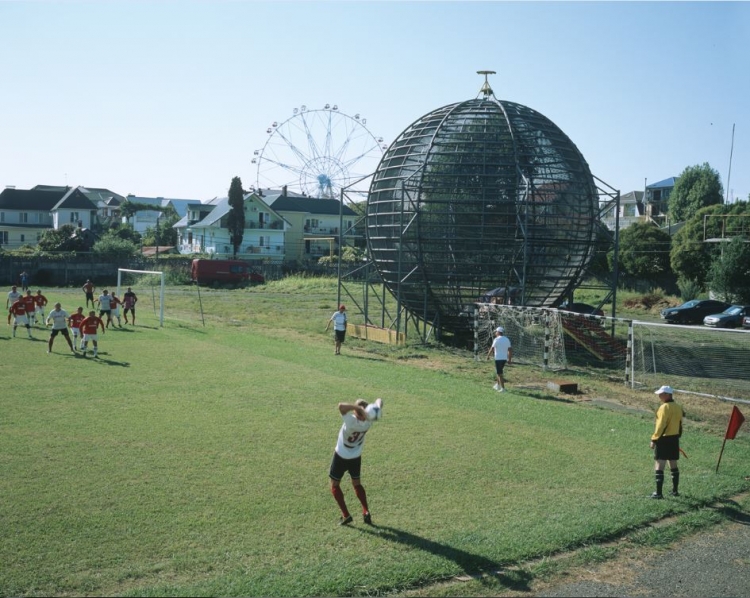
left=107, top=222, right=142, bottom=245
left=141, top=212, right=179, bottom=247
left=227, top=176, right=245, bottom=258
left=318, top=245, right=365, bottom=265
left=670, top=201, right=750, bottom=286
left=668, top=163, right=723, bottom=223
left=609, top=221, right=672, bottom=283
left=92, top=232, right=140, bottom=260
left=37, top=224, right=87, bottom=253
left=708, top=236, right=750, bottom=303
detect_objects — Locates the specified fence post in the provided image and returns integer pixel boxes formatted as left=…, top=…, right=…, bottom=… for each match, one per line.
left=543, top=309, right=550, bottom=371
left=473, top=305, right=479, bottom=361
left=625, top=320, right=633, bottom=387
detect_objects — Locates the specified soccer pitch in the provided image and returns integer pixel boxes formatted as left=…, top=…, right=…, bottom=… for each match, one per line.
left=2, top=279, right=749, bottom=597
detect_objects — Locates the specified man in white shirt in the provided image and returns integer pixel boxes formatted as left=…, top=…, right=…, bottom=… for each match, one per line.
left=329, top=398, right=383, bottom=526
left=325, top=304, right=348, bottom=355
left=97, top=290, right=113, bottom=328
left=46, top=302, right=75, bottom=354
left=6, top=285, right=21, bottom=309
left=486, top=326, right=512, bottom=392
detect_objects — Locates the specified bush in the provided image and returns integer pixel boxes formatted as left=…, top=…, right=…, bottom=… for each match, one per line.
left=677, top=278, right=702, bottom=301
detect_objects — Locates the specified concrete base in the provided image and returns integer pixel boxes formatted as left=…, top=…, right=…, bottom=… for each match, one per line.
left=547, top=380, right=578, bottom=394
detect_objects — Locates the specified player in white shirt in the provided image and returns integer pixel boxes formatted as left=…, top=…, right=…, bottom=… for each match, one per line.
left=324, top=304, right=348, bottom=355
left=46, top=303, right=75, bottom=354
left=97, top=290, right=114, bottom=328
left=329, top=398, right=383, bottom=526
left=486, top=326, right=513, bottom=392
left=6, top=285, right=21, bottom=309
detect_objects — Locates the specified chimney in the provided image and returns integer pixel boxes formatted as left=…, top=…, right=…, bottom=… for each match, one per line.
left=282, top=185, right=287, bottom=197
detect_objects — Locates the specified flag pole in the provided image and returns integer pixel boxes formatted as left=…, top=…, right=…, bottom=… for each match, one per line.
left=715, top=437, right=728, bottom=473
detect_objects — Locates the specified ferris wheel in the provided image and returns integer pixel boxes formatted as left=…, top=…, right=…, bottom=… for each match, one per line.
left=252, top=104, right=387, bottom=199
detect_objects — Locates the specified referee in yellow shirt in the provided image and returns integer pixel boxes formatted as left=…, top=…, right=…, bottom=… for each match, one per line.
left=650, top=385, right=684, bottom=499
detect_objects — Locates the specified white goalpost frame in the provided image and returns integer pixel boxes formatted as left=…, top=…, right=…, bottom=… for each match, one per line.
left=117, top=268, right=165, bottom=327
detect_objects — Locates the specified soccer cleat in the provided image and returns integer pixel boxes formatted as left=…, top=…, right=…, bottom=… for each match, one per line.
left=46, top=350, right=51, bottom=354
left=492, top=383, right=499, bottom=390
left=650, top=492, right=664, bottom=500
left=363, top=512, right=372, bottom=525
left=498, top=387, right=506, bottom=393
left=670, top=491, right=680, bottom=497
left=339, top=515, right=353, bottom=526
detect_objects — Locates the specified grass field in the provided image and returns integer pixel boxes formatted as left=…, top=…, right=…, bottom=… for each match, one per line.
left=2, top=277, right=749, bottom=597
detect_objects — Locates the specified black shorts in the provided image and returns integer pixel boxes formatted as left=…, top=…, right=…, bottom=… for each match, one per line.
left=494, top=359, right=507, bottom=375
left=124, top=307, right=135, bottom=314
left=85, top=292, right=94, bottom=301
left=329, top=452, right=361, bottom=482
left=100, top=309, right=111, bottom=318
left=654, top=435, right=680, bottom=461
left=50, top=328, right=70, bottom=339
left=335, top=329, right=346, bottom=343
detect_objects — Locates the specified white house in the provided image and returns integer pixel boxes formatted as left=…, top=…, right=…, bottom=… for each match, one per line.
left=174, top=192, right=290, bottom=261
left=123, top=195, right=199, bottom=234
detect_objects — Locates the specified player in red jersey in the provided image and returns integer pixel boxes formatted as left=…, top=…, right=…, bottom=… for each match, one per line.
left=109, top=291, right=123, bottom=328
left=34, top=289, right=48, bottom=325
left=21, top=290, right=37, bottom=325
left=79, top=310, right=105, bottom=357
left=8, top=298, right=33, bottom=338
left=68, top=307, right=86, bottom=350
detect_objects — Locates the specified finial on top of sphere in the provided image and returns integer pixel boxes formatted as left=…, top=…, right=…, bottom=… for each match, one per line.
left=477, top=70, right=496, bottom=99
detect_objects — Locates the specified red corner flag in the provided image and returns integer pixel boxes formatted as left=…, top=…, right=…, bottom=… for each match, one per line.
left=717, top=406, right=746, bottom=472
left=725, top=406, right=746, bottom=440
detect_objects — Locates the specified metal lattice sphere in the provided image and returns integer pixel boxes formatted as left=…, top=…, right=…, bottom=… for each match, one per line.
left=366, top=81, right=599, bottom=334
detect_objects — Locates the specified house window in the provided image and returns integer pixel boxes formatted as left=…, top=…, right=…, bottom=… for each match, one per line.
left=0, top=231, right=7, bottom=244
left=0, top=212, right=4, bottom=222
left=20, top=234, right=25, bottom=242
left=259, top=236, right=266, bottom=247
left=70, top=212, right=79, bottom=223
left=20, top=212, right=28, bottom=223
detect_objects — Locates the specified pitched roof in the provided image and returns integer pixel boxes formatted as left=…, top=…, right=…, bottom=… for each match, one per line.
left=647, top=177, right=678, bottom=190
left=268, top=195, right=356, bottom=216
left=0, top=187, right=66, bottom=210
left=52, top=187, right=98, bottom=210
left=125, top=195, right=200, bottom=218
left=34, top=184, right=125, bottom=204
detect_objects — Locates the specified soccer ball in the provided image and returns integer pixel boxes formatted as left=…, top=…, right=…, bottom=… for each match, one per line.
left=365, top=404, right=382, bottom=421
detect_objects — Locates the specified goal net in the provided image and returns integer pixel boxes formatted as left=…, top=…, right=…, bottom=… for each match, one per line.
left=117, top=268, right=165, bottom=327
left=631, top=321, right=750, bottom=402
left=475, top=304, right=567, bottom=370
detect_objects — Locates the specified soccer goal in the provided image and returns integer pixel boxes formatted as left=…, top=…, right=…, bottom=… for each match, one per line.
left=475, top=303, right=567, bottom=371
left=117, top=268, right=165, bottom=327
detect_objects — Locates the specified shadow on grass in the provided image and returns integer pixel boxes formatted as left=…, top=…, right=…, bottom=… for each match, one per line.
left=358, top=524, right=533, bottom=592
left=80, top=353, right=130, bottom=367
left=336, top=353, right=388, bottom=363
left=516, top=390, right=576, bottom=405
left=713, top=498, right=750, bottom=525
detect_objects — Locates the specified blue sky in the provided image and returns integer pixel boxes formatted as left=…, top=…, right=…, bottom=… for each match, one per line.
left=1, top=1, right=748, bottom=203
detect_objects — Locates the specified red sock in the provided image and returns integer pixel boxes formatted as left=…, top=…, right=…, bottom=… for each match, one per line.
left=354, top=484, right=369, bottom=514
left=331, top=486, right=349, bottom=517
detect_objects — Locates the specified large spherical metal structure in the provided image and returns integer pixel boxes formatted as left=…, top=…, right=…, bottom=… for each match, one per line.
left=365, top=81, right=599, bottom=334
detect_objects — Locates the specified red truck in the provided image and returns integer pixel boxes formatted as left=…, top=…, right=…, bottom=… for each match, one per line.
left=190, top=259, right=264, bottom=286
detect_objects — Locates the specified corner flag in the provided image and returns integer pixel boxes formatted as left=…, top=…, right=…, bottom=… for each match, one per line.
left=725, top=406, right=745, bottom=440
left=716, top=406, right=746, bottom=473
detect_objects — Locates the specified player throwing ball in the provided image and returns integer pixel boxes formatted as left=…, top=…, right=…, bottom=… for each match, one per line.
left=329, top=398, right=383, bottom=526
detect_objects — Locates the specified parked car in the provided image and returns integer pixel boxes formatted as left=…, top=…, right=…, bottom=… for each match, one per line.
left=191, top=259, right=264, bottom=286
left=558, top=301, right=604, bottom=316
left=744, top=316, right=750, bottom=330
left=660, top=299, right=731, bottom=324
left=703, top=305, right=750, bottom=328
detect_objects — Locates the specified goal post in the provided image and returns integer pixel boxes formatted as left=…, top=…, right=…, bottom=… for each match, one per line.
left=117, top=268, right=165, bottom=327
